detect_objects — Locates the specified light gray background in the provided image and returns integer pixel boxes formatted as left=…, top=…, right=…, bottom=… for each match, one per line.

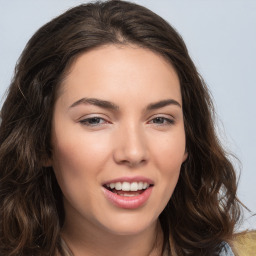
left=0, top=0, right=255, bottom=230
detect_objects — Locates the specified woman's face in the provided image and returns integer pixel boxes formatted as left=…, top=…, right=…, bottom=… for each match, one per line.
left=51, top=45, right=187, bottom=236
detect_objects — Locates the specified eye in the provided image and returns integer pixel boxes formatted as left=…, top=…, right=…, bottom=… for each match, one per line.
left=79, top=117, right=108, bottom=126
left=149, top=116, right=174, bottom=126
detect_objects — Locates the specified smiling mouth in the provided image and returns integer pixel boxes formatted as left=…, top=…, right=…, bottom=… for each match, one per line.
left=103, top=181, right=154, bottom=197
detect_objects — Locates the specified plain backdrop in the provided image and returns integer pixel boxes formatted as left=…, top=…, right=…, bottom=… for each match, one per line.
left=0, top=0, right=255, bottom=230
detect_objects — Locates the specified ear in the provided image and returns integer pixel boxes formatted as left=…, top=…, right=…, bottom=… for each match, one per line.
left=43, top=159, right=52, bottom=167
left=182, top=150, right=188, bottom=163
left=42, top=154, right=53, bottom=167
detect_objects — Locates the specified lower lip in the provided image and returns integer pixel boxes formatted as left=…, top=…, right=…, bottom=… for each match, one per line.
left=102, top=186, right=153, bottom=209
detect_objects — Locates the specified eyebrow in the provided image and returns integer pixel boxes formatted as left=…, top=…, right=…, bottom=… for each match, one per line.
left=146, top=99, right=181, bottom=110
left=69, top=98, right=119, bottom=110
left=69, top=97, right=181, bottom=111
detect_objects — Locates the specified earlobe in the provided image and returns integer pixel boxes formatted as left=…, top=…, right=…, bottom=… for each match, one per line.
left=42, top=155, right=52, bottom=167
left=43, top=160, right=52, bottom=167
left=182, top=151, right=188, bottom=163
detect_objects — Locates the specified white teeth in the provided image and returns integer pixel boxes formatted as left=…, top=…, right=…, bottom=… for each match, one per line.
left=138, top=182, right=143, bottom=190
left=143, top=182, right=148, bottom=189
left=115, top=182, right=122, bottom=190
left=119, top=193, right=140, bottom=197
left=130, top=182, right=138, bottom=191
left=105, top=181, right=150, bottom=191
left=122, top=182, right=130, bottom=191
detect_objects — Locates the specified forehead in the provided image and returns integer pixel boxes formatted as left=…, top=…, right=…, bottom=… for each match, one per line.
left=57, top=44, right=181, bottom=107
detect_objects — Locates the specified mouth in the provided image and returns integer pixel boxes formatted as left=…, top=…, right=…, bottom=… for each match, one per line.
left=103, top=181, right=154, bottom=197
left=102, top=177, right=154, bottom=209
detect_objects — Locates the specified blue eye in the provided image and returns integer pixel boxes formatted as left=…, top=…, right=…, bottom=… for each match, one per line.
left=79, top=117, right=106, bottom=126
left=150, top=117, right=174, bottom=125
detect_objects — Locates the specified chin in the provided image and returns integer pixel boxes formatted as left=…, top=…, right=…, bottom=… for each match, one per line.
left=96, top=211, right=158, bottom=236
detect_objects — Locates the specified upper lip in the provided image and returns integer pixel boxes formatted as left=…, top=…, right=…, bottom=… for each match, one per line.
left=102, top=176, right=154, bottom=186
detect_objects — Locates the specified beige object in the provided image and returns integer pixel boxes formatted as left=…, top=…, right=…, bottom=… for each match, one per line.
left=232, top=231, right=256, bottom=256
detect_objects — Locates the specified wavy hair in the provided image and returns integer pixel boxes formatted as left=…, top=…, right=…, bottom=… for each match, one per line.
left=0, top=1, right=241, bottom=255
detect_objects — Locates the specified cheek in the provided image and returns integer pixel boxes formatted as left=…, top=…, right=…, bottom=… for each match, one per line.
left=51, top=126, right=113, bottom=199
left=153, top=130, right=186, bottom=170
left=53, top=127, right=111, bottom=173
left=151, top=130, right=186, bottom=196
left=51, top=131, right=112, bottom=217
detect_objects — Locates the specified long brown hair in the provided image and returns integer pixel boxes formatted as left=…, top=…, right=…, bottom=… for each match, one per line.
left=0, top=1, right=241, bottom=255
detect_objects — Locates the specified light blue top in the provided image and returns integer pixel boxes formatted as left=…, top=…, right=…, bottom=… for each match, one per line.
left=219, top=242, right=235, bottom=256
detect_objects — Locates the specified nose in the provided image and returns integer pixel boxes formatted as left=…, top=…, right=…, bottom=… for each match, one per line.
left=113, top=123, right=149, bottom=168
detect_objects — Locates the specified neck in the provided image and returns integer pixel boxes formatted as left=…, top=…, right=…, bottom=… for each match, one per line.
left=61, top=219, right=163, bottom=256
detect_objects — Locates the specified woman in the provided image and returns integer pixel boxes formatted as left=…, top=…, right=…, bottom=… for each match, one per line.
left=0, top=1, right=242, bottom=255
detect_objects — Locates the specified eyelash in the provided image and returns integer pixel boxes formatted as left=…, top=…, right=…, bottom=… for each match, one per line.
left=148, top=117, right=174, bottom=126
left=79, top=117, right=108, bottom=126
left=79, top=116, right=174, bottom=127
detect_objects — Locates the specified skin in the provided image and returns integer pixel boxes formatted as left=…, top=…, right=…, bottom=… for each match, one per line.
left=51, top=44, right=187, bottom=256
